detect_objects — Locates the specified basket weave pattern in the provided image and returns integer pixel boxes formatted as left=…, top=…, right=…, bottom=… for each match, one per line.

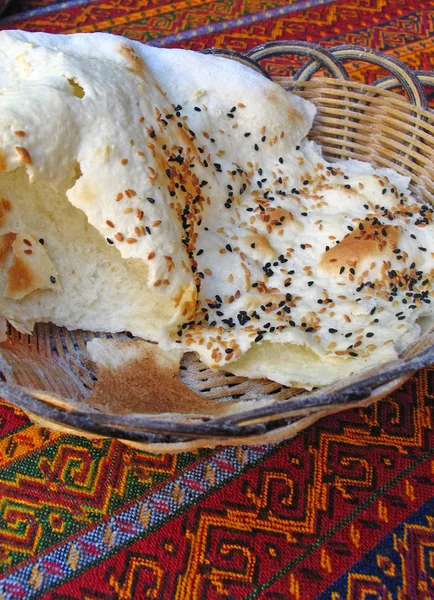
left=1, top=43, right=433, bottom=452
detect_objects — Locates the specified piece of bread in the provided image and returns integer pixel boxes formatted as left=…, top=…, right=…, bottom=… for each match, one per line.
left=0, top=30, right=433, bottom=391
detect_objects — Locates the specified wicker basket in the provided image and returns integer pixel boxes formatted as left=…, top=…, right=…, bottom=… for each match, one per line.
left=1, top=42, right=433, bottom=453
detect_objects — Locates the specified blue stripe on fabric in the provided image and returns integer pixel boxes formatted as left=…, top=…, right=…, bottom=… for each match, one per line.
left=317, top=495, right=434, bottom=600
left=0, top=0, right=100, bottom=23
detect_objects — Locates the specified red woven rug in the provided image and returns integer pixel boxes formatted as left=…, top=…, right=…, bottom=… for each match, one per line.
left=0, top=1, right=433, bottom=598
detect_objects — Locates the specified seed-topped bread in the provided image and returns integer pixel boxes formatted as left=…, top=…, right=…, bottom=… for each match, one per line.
left=0, top=30, right=433, bottom=390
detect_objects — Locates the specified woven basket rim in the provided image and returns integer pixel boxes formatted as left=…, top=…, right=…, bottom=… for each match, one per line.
left=1, top=42, right=434, bottom=450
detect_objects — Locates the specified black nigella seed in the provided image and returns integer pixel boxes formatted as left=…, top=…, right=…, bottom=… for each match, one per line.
left=194, top=107, right=201, bottom=112
left=254, top=144, right=259, bottom=151
left=225, top=348, right=233, bottom=354
left=339, top=266, right=345, bottom=274
left=237, top=313, right=251, bottom=326
left=345, top=184, right=351, bottom=189
left=255, top=334, right=264, bottom=342
left=244, top=132, right=251, bottom=137
left=39, top=238, right=44, bottom=245
left=50, top=276, right=56, bottom=284
left=147, top=197, right=156, bottom=203
left=349, top=351, right=358, bottom=357
left=197, top=249, right=204, bottom=256
left=366, top=332, right=374, bottom=338
left=107, top=238, right=114, bottom=244
left=225, top=244, right=232, bottom=252
left=329, top=328, right=337, bottom=334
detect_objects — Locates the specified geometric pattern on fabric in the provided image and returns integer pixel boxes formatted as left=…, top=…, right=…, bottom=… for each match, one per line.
left=317, top=496, right=434, bottom=600
left=0, top=367, right=431, bottom=597
left=0, top=0, right=433, bottom=597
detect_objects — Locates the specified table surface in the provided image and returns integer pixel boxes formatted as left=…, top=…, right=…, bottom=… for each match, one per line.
left=0, top=1, right=433, bottom=598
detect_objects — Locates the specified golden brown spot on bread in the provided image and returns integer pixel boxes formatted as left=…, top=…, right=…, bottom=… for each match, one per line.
left=263, top=89, right=278, bottom=104
left=15, top=146, right=32, bottom=164
left=76, top=180, right=98, bottom=204
left=286, top=105, right=303, bottom=124
left=6, top=255, right=34, bottom=297
left=118, top=45, right=146, bottom=77
left=14, top=131, right=26, bottom=137
left=319, top=224, right=401, bottom=273
left=244, top=234, right=275, bottom=260
left=86, top=340, right=237, bottom=417
left=0, top=232, right=16, bottom=266
left=0, top=151, right=6, bottom=171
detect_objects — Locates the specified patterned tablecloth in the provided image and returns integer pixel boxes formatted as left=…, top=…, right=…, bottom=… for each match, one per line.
left=0, top=1, right=433, bottom=598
